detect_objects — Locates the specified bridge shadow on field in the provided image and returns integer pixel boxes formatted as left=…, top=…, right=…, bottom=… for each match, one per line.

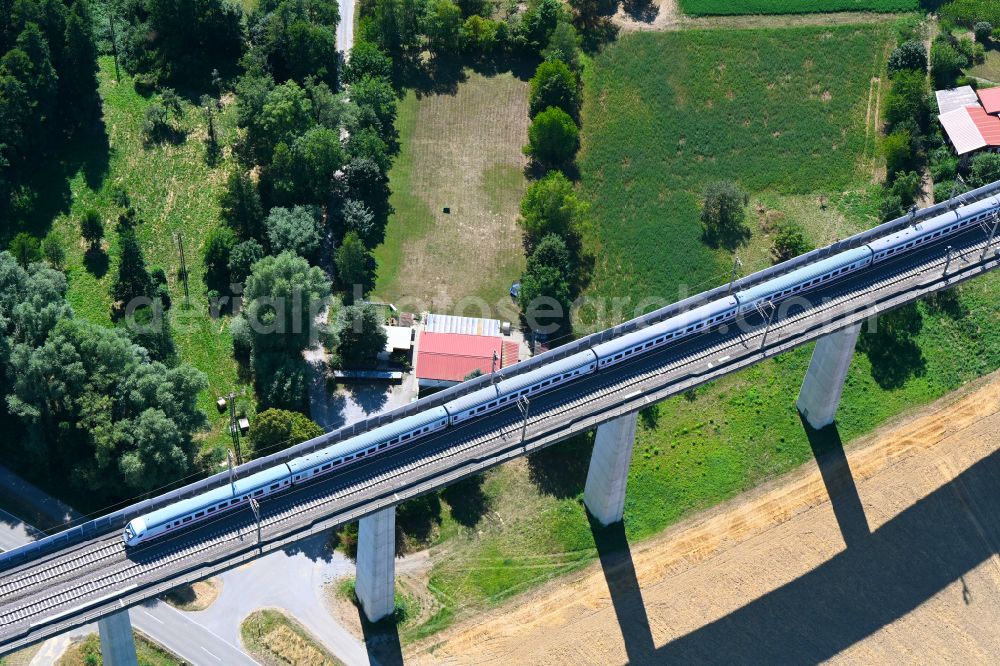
left=650, top=446, right=1000, bottom=663
left=802, top=418, right=870, bottom=547
left=590, top=516, right=657, bottom=663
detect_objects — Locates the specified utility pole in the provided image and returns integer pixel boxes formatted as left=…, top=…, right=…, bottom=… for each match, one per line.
left=173, top=233, right=190, bottom=308
left=757, top=300, right=777, bottom=350
left=982, top=213, right=1000, bottom=261
left=223, top=390, right=245, bottom=464
left=944, top=245, right=954, bottom=275
left=227, top=449, right=236, bottom=495
left=491, top=350, right=498, bottom=384
left=727, top=254, right=743, bottom=294
left=108, top=14, right=120, bottom=82
left=249, top=498, right=261, bottom=547
left=516, top=395, right=530, bottom=446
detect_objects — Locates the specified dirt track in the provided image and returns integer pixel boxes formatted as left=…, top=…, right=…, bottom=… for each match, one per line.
left=408, top=370, right=1000, bottom=664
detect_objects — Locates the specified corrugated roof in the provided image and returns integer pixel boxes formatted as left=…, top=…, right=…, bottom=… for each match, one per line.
left=936, top=86, right=979, bottom=114
left=939, top=107, right=987, bottom=155
left=978, top=87, right=1000, bottom=115
left=501, top=341, right=520, bottom=368
left=424, top=313, right=501, bottom=337
left=965, top=104, right=1000, bottom=146
left=416, top=332, right=503, bottom=382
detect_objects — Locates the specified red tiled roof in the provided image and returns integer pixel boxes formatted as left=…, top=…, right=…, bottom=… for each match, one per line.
left=978, top=87, right=1000, bottom=115
left=501, top=341, right=520, bottom=368
left=966, top=104, right=1000, bottom=147
left=416, top=332, right=502, bottom=382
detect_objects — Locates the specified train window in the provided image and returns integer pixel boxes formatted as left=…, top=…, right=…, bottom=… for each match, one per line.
left=183, top=516, right=192, bottom=523
left=624, top=349, right=632, bottom=355
left=174, top=521, right=180, bottom=526
left=207, top=507, right=216, bottom=513
left=615, top=353, right=623, bottom=360
left=254, top=489, right=263, bottom=496
left=346, top=455, right=355, bottom=461
left=645, top=341, right=653, bottom=348
left=379, top=443, right=388, bottom=450
left=541, top=380, right=550, bottom=387
left=489, top=401, right=497, bottom=408
left=357, top=451, right=366, bottom=458
left=401, top=433, right=410, bottom=441
left=195, top=511, right=204, bottom=518
left=270, top=483, right=279, bottom=490
left=322, top=463, right=331, bottom=470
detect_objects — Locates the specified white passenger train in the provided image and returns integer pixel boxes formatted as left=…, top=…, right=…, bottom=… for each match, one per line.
left=123, top=195, right=1000, bottom=547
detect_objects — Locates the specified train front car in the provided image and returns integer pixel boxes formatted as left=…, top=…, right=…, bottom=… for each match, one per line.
left=123, top=517, right=146, bottom=548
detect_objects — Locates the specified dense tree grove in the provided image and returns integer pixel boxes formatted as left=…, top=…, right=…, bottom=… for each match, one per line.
left=0, top=252, right=207, bottom=501
left=1, top=0, right=102, bottom=227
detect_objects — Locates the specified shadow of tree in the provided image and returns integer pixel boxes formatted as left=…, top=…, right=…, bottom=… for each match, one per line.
left=621, top=0, right=660, bottom=23
left=527, top=432, right=594, bottom=499
left=857, top=303, right=926, bottom=389
left=441, top=473, right=490, bottom=528
left=280, top=530, right=336, bottom=563
left=346, top=383, right=390, bottom=416
left=925, top=286, right=966, bottom=319
left=83, top=246, right=109, bottom=277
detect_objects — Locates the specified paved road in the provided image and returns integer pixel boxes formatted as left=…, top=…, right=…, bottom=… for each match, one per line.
left=5, top=214, right=1000, bottom=651
left=338, top=0, right=354, bottom=53
left=188, top=533, right=370, bottom=665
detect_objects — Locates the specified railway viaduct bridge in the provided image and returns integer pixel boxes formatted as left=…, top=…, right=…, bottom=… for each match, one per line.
left=3, top=182, right=1000, bottom=663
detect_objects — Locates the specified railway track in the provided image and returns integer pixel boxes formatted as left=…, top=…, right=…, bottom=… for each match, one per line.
left=0, top=224, right=996, bottom=647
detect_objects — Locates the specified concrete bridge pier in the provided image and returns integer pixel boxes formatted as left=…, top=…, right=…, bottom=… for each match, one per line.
left=98, top=608, right=138, bottom=666
left=584, top=412, right=639, bottom=526
left=356, top=506, right=396, bottom=623
left=797, top=323, right=862, bottom=429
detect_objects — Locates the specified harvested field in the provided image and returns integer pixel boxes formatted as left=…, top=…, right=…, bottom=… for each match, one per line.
left=409, top=369, right=1000, bottom=664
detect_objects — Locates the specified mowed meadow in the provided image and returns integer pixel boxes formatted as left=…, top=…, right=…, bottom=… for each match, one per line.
left=577, top=26, right=891, bottom=324
left=679, top=0, right=919, bottom=15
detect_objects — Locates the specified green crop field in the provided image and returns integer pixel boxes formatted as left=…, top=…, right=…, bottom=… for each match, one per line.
left=577, top=26, right=890, bottom=325
left=941, top=0, right=1000, bottom=26
left=679, top=0, right=919, bottom=15
left=50, top=57, right=253, bottom=461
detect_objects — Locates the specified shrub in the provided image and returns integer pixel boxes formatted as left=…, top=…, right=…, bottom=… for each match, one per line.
left=41, top=232, right=65, bottom=269
left=887, top=40, right=927, bottom=75
left=931, top=40, right=965, bottom=89
left=883, top=129, right=913, bottom=177
left=974, top=21, right=993, bottom=43
left=888, top=170, right=922, bottom=209
left=771, top=220, right=813, bottom=264
left=700, top=180, right=750, bottom=249
left=265, top=206, right=322, bottom=259
left=528, top=59, right=580, bottom=119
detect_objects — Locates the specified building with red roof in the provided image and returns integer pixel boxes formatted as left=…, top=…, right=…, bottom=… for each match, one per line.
left=937, top=85, right=1000, bottom=158
left=415, top=332, right=503, bottom=390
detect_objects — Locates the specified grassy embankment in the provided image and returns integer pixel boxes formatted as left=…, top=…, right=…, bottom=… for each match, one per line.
left=373, top=71, right=528, bottom=317
left=49, top=57, right=253, bottom=465
left=679, top=0, right=919, bottom=15
left=241, top=609, right=344, bottom=666
left=56, top=633, right=179, bottom=666
left=391, top=24, right=1000, bottom=643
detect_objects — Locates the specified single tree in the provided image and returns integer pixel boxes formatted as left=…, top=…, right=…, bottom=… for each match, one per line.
left=228, top=239, right=265, bottom=284
left=112, top=226, right=153, bottom=316
left=336, top=303, right=387, bottom=365
left=518, top=233, right=573, bottom=315
left=220, top=171, right=265, bottom=241
left=930, top=39, right=965, bottom=89
left=80, top=210, right=104, bottom=249
left=266, top=206, right=322, bottom=258
left=343, top=40, right=393, bottom=85
left=524, top=106, right=579, bottom=168
left=335, top=231, right=372, bottom=303
left=271, top=126, right=345, bottom=205
left=518, top=170, right=589, bottom=251
left=202, top=226, right=236, bottom=293
left=248, top=408, right=324, bottom=459
left=41, top=232, right=65, bottom=269
left=974, top=22, right=993, bottom=43
left=350, top=75, right=398, bottom=135
left=342, top=199, right=376, bottom=244
left=700, top=180, right=749, bottom=249
left=425, top=0, right=463, bottom=54
left=771, top=221, right=813, bottom=264
left=243, top=251, right=331, bottom=354
left=542, top=21, right=580, bottom=71
left=9, top=233, right=40, bottom=269
left=529, top=59, right=580, bottom=119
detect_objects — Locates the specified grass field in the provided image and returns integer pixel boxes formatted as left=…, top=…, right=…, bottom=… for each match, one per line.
left=373, top=71, right=528, bottom=317
left=576, top=26, right=890, bottom=327
left=968, top=48, right=1000, bottom=84
left=50, top=57, right=253, bottom=461
left=240, top=609, right=343, bottom=666
left=940, top=0, right=1000, bottom=26
left=57, top=633, right=179, bottom=665
left=679, top=0, right=919, bottom=15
